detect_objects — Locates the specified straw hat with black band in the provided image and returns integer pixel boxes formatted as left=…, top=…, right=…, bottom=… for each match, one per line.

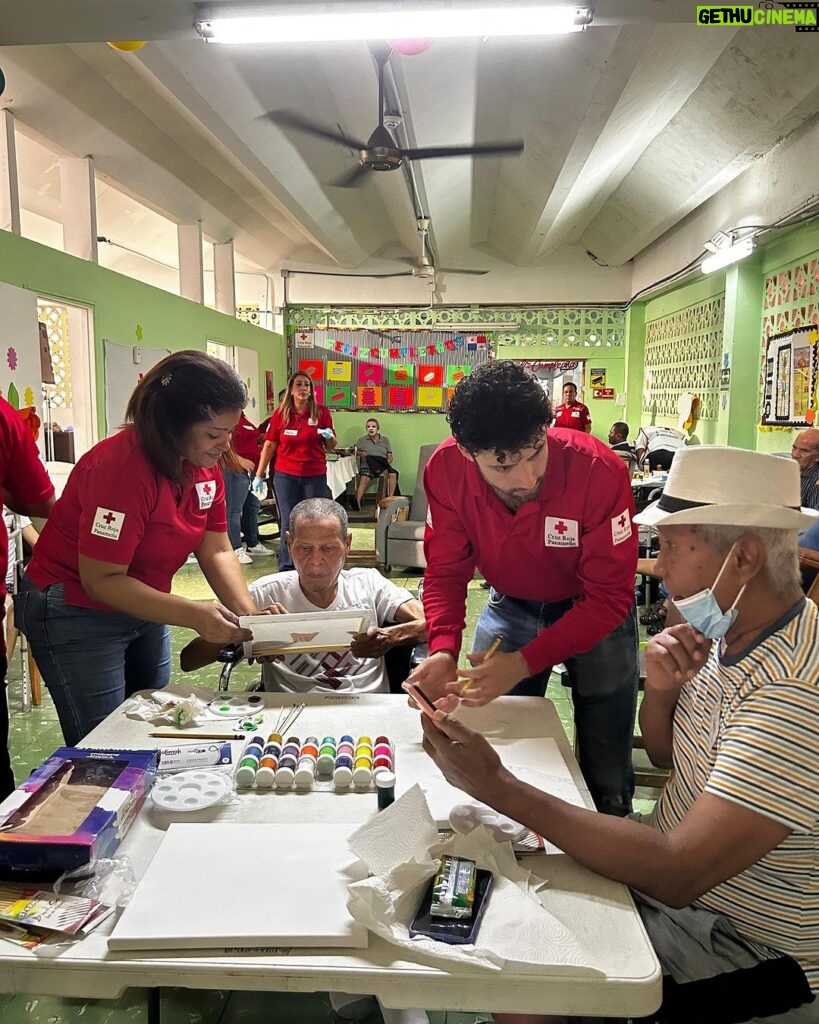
left=633, top=446, right=819, bottom=530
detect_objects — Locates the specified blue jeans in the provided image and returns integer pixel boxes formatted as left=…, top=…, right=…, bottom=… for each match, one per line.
left=473, top=590, right=638, bottom=816
left=0, top=653, right=12, bottom=799
left=241, top=490, right=260, bottom=548
left=223, top=468, right=251, bottom=550
left=273, top=471, right=328, bottom=571
left=16, top=578, right=170, bottom=746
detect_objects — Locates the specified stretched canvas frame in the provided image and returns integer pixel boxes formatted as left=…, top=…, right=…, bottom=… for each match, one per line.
left=761, top=326, right=819, bottom=428
left=239, top=609, right=372, bottom=658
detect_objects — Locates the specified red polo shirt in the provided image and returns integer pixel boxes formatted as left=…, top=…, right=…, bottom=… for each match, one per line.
left=232, top=411, right=261, bottom=468
left=28, top=429, right=226, bottom=611
left=264, top=405, right=334, bottom=476
left=0, top=398, right=54, bottom=654
left=422, top=431, right=637, bottom=674
left=552, top=400, right=591, bottom=431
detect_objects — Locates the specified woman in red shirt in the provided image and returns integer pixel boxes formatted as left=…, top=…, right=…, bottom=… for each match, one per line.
left=253, top=371, right=336, bottom=570
left=17, top=351, right=257, bottom=745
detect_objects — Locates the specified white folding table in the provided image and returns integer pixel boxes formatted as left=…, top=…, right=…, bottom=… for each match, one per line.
left=0, top=692, right=661, bottom=1022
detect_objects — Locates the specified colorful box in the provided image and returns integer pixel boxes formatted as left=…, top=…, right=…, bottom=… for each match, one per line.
left=0, top=748, right=158, bottom=879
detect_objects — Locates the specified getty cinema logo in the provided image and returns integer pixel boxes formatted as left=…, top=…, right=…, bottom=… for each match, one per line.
left=697, top=2, right=818, bottom=28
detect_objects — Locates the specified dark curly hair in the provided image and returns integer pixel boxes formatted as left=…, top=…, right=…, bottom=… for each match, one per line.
left=125, top=349, right=247, bottom=484
left=447, top=360, right=553, bottom=456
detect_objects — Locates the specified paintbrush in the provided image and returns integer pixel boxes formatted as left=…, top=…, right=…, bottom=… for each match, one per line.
left=150, top=731, right=245, bottom=740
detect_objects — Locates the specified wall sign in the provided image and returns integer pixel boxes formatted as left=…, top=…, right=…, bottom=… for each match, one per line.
left=593, top=387, right=615, bottom=400
left=760, top=326, right=818, bottom=427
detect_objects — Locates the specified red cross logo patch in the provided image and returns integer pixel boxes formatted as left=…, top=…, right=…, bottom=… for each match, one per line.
left=91, top=506, right=125, bottom=540
left=611, top=508, right=632, bottom=546
left=195, top=481, right=216, bottom=510
left=544, top=517, right=579, bottom=547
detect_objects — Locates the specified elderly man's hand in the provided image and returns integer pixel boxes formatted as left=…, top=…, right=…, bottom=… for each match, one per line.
left=438, top=649, right=529, bottom=712
left=350, top=626, right=392, bottom=659
left=420, top=714, right=510, bottom=805
left=645, top=622, right=711, bottom=693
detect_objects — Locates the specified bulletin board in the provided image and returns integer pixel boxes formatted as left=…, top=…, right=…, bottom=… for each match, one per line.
left=289, top=328, right=491, bottom=413
left=760, top=326, right=819, bottom=427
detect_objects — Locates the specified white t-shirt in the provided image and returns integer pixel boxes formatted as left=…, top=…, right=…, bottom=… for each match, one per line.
left=4, top=511, right=31, bottom=589
left=248, top=568, right=414, bottom=694
left=635, top=425, right=687, bottom=455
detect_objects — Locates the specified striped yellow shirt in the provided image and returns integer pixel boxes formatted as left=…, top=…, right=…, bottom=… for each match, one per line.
left=649, top=598, right=819, bottom=991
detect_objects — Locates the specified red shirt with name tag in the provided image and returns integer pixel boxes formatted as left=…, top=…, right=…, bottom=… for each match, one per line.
left=422, top=430, right=636, bottom=674
left=28, top=429, right=227, bottom=612
left=552, top=400, right=591, bottom=431
left=264, top=405, right=334, bottom=476
left=232, top=411, right=261, bottom=469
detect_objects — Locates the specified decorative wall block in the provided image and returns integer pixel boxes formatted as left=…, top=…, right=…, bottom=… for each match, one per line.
left=643, top=296, right=724, bottom=421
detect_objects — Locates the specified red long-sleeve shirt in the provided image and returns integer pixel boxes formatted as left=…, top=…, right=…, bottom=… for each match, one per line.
left=422, top=431, right=638, bottom=674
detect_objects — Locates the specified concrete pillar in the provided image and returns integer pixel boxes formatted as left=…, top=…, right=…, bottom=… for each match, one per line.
left=60, top=155, right=98, bottom=261
left=214, top=240, right=236, bottom=317
left=624, top=302, right=646, bottom=433
left=721, top=253, right=763, bottom=449
left=178, top=222, right=204, bottom=303
left=0, top=110, right=21, bottom=234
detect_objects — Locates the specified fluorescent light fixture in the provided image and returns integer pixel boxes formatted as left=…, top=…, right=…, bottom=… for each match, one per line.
left=701, top=236, right=755, bottom=275
left=195, top=5, right=593, bottom=44
left=431, top=322, right=518, bottom=330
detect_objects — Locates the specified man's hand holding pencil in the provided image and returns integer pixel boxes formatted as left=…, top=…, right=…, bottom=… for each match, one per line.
left=439, top=638, right=529, bottom=711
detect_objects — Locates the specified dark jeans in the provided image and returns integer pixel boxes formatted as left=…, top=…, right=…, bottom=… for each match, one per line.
left=0, top=652, right=13, bottom=800
left=16, top=578, right=170, bottom=746
left=241, top=490, right=260, bottom=548
left=223, top=467, right=251, bottom=550
left=273, top=471, right=329, bottom=571
left=473, top=590, right=638, bottom=816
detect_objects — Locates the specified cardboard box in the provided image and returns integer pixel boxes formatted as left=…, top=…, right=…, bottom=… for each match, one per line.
left=0, top=748, right=157, bottom=880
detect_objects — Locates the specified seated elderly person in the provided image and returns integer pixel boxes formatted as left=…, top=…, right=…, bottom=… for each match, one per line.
left=181, top=497, right=425, bottom=692
left=635, top=423, right=687, bottom=471
left=351, top=418, right=398, bottom=511
left=791, top=428, right=819, bottom=511
left=423, top=446, right=819, bottom=1024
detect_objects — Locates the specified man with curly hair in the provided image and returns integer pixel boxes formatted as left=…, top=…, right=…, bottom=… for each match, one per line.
left=409, top=360, right=639, bottom=815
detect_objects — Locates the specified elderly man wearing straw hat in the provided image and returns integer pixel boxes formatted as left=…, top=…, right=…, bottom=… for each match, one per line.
left=422, top=446, right=819, bottom=1024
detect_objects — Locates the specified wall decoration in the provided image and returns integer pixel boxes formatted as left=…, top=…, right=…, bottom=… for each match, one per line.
left=388, top=386, right=413, bottom=409
left=760, top=326, right=818, bottom=428
left=417, top=387, right=444, bottom=408
left=357, top=362, right=384, bottom=386
left=325, top=385, right=351, bottom=408
left=357, top=386, right=383, bottom=408
left=445, top=365, right=469, bottom=387
left=327, top=361, right=352, bottom=381
left=298, top=359, right=323, bottom=380
left=388, top=364, right=414, bottom=385
left=418, top=364, right=443, bottom=387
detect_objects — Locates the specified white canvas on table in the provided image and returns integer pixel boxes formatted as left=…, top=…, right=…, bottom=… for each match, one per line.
left=239, top=609, right=372, bottom=658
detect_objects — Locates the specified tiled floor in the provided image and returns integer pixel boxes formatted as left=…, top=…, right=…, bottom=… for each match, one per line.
left=3, top=522, right=654, bottom=1023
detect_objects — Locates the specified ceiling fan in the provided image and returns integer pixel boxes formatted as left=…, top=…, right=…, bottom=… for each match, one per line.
left=266, top=46, right=524, bottom=188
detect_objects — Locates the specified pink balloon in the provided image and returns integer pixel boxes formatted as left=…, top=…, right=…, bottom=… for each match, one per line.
left=387, top=38, right=433, bottom=55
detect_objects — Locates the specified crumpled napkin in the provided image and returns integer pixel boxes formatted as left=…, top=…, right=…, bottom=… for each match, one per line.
left=345, top=785, right=602, bottom=975
left=122, top=692, right=207, bottom=727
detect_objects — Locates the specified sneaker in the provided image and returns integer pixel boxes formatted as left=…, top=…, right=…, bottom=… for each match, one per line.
left=349, top=497, right=361, bottom=512
left=234, top=547, right=253, bottom=565
left=245, top=543, right=273, bottom=557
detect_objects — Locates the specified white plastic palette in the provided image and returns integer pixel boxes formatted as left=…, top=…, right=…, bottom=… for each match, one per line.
left=207, top=694, right=265, bottom=719
left=151, top=770, right=231, bottom=811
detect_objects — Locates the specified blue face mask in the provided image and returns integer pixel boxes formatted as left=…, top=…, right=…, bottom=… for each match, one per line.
left=674, top=545, right=746, bottom=640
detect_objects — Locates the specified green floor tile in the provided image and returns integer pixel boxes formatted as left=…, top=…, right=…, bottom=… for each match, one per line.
left=0, top=994, right=117, bottom=1024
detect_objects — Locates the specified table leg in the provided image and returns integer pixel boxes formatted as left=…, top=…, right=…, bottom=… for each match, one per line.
left=148, top=987, right=161, bottom=1024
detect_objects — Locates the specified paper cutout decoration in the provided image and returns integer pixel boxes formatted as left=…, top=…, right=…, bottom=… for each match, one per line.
left=313, top=384, right=324, bottom=405
left=326, top=361, right=352, bottom=382
left=388, top=386, right=414, bottom=409
left=357, top=363, right=384, bottom=386
left=417, top=387, right=443, bottom=409
left=418, top=365, right=443, bottom=387
left=357, top=387, right=383, bottom=408
left=446, top=365, right=470, bottom=387
left=298, top=359, right=323, bottom=380
left=389, top=364, right=414, bottom=385
left=326, top=386, right=351, bottom=408
left=446, top=387, right=456, bottom=407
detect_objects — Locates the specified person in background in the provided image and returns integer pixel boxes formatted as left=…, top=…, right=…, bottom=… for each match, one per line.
left=351, top=417, right=399, bottom=511
left=221, top=444, right=254, bottom=565
left=182, top=497, right=425, bottom=693
left=790, top=428, right=819, bottom=511
left=0, top=395, right=54, bottom=798
left=17, top=351, right=255, bottom=746
left=634, top=423, right=687, bottom=472
left=4, top=511, right=39, bottom=660
left=410, top=360, right=639, bottom=816
left=230, top=410, right=272, bottom=560
left=608, top=421, right=633, bottom=453
left=252, top=371, right=337, bottom=572
left=552, top=381, right=591, bottom=433
left=423, top=446, right=819, bottom=1024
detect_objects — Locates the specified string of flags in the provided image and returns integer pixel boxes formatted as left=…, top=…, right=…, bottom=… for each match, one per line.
left=302, top=333, right=489, bottom=360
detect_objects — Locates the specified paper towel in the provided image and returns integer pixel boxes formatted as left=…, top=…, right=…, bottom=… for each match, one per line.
left=346, top=785, right=602, bottom=976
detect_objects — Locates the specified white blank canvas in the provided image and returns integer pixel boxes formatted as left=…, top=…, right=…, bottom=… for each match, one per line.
left=108, top=823, right=368, bottom=951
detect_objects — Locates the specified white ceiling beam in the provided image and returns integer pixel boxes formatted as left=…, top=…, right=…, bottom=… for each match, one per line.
left=178, top=222, right=204, bottom=303
left=60, top=154, right=98, bottom=261
left=214, top=240, right=236, bottom=317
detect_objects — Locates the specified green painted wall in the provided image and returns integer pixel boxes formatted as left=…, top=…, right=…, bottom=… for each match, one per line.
left=0, top=230, right=286, bottom=436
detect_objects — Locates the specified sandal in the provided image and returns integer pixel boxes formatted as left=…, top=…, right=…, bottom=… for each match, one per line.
left=639, top=598, right=668, bottom=626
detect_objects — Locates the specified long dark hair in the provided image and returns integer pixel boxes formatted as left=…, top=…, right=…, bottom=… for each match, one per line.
left=125, top=350, right=247, bottom=484
left=281, top=370, right=318, bottom=424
